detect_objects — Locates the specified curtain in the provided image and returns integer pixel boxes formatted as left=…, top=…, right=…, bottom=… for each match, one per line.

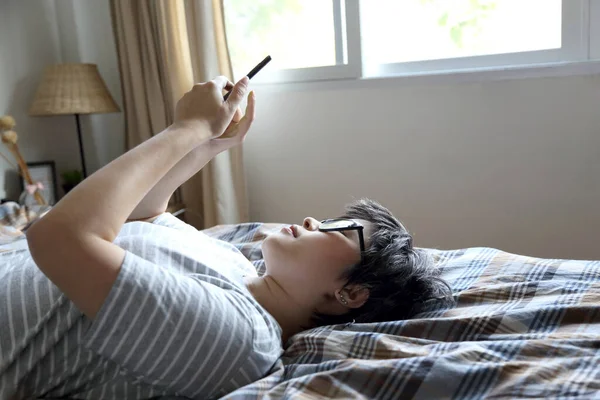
left=110, top=0, right=249, bottom=228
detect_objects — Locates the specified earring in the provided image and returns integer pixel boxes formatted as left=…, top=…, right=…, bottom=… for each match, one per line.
left=340, top=293, right=348, bottom=305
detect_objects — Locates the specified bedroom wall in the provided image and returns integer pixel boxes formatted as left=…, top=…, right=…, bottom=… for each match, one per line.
left=244, top=74, right=600, bottom=260
left=3, top=0, right=598, bottom=260
left=0, top=0, right=79, bottom=200
left=52, top=0, right=124, bottom=175
left=0, top=0, right=123, bottom=201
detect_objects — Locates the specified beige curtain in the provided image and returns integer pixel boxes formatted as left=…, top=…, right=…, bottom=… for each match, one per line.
left=110, top=0, right=249, bottom=228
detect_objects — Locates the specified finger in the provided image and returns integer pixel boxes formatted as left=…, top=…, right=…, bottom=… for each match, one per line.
left=222, top=81, right=234, bottom=98
left=246, top=91, right=256, bottom=123
left=220, top=92, right=255, bottom=139
left=234, top=91, right=256, bottom=135
left=220, top=110, right=242, bottom=138
left=232, top=107, right=243, bottom=123
left=213, top=75, right=230, bottom=92
left=224, top=76, right=249, bottom=112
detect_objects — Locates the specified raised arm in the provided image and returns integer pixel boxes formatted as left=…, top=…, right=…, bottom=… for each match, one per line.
left=127, top=83, right=254, bottom=221
left=26, top=76, right=253, bottom=318
left=127, top=109, right=252, bottom=221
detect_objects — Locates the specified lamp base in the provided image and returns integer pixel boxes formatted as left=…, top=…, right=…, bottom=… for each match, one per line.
left=75, top=114, right=88, bottom=178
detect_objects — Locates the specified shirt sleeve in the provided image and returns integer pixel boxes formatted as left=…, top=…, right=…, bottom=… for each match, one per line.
left=151, top=212, right=198, bottom=235
left=83, top=250, right=255, bottom=398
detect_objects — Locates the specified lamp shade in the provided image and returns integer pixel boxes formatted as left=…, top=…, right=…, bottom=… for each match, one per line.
left=29, top=63, right=120, bottom=116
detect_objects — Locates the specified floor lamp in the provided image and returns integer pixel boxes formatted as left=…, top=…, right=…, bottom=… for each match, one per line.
left=29, top=63, right=120, bottom=178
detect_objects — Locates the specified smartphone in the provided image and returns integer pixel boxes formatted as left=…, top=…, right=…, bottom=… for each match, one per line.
left=223, top=55, right=272, bottom=101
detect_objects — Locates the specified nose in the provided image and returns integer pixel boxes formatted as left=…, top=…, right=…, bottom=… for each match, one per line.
left=303, top=217, right=319, bottom=231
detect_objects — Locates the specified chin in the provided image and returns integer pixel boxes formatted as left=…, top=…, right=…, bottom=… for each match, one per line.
left=261, top=235, right=287, bottom=275
left=263, top=231, right=287, bottom=250
left=263, top=234, right=275, bottom=252
left=261, top=236, right=276, bottom=267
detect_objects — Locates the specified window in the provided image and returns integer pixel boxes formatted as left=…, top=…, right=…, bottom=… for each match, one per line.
left=361, top=0, right=588, bottom=76
left=223, top=0, right=361, bottom=82
left=223, top=0, right=597, bottom=83
left=363, top=0, right=561, bottom=64
left=224, top=1, right=337, bottom=72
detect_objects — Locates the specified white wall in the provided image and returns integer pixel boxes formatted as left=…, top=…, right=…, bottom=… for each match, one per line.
left=245, top=74, right=600, bottom=260
left=0, top=0, right=75, bottom=199
left=0, top=0, right=123, bottom=200
left=2, top=0, right=598, bottom=260
left=53, top=0, right=124, bottom=173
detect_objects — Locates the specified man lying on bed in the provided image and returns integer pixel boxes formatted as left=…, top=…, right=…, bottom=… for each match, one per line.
left=0, top=76, right=453, bottom=399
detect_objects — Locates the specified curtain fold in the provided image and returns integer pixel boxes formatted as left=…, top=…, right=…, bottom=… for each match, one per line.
left=110, top=0, right=249, bottom=228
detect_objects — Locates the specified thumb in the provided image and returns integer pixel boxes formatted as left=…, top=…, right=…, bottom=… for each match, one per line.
left=225, top=76, right=249, bottom=113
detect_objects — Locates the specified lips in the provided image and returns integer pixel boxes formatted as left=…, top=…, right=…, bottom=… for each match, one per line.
left=282, top=225, right=297, bottom=238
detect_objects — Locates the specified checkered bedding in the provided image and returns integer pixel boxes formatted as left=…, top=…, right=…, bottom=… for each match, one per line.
left=2, top=206, right=598, bottom=399
left=203, top=222, right=600, bottom=400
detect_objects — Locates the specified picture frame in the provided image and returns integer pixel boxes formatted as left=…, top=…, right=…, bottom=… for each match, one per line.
left=20, top=161, right=58, bottom=205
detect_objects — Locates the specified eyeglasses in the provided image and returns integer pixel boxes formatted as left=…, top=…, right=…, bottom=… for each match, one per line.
left=319, top=218, right=365, bottom=264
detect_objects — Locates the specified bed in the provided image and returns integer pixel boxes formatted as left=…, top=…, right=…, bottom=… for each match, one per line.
left=204, top=222, right=600, bottom=399
left=2, top=204, right=599, bottom=399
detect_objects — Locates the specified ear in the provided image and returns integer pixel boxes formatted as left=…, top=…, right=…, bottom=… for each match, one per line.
left=337, top=285, right=370, bottom=309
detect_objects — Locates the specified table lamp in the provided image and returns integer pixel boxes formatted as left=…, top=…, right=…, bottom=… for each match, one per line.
left=29, top=63, right=120, bottom=178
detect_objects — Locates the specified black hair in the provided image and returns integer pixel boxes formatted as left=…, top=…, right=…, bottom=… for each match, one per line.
left=314, top=199, right=454, bottom=326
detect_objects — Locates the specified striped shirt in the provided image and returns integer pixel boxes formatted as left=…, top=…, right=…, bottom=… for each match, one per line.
left=0, top=213, right=282, bottom=399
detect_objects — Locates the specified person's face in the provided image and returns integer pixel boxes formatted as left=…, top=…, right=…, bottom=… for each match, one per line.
left=262, top=216, right=371, bottom=312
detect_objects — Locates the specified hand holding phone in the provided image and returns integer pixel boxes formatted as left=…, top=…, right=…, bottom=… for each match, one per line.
left=223, top=55, right=271, bottom=101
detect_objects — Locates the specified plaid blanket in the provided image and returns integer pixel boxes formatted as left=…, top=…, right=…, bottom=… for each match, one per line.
left=203, top=223, right=600, bottom=400
left=3, top=212, right=598, bottom=399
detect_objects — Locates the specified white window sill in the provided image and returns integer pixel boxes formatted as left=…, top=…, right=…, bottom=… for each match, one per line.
left=251, top=60, right=600, bottom=93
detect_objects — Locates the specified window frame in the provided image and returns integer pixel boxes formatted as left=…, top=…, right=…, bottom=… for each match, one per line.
left=240, top=0, right=598, bottom=85
left=251, top=0, right=362, bottom=84
left=591, top=0, right=600, bottom=60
